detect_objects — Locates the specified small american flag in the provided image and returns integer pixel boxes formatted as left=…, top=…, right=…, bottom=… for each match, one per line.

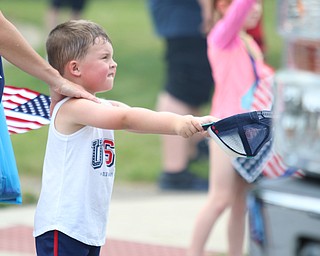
left=2, top=85, right=51, bottom=135
left=236, top=60, right=303, bottom=181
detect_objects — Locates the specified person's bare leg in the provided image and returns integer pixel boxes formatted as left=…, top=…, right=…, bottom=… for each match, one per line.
left=46, top=7, right=59, bottom=31
left=187, top=140, right=237, bottom=256
left=227, top=175, right=251, bottom=256
left=70, top=10, right=82, bottom=20
left=157, top=92, right=207, bottom=190
left=157, top=92, right=199, bottom=172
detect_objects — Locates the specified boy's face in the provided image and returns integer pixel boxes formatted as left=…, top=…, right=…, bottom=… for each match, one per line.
left=77, top=37, right=117, bottom=94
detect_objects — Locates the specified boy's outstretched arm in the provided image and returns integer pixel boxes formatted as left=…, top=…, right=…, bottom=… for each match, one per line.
left=60, top=99, right=216, bottom=138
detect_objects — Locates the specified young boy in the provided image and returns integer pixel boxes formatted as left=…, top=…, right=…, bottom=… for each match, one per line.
left=33, top=20, right=215, bottom=256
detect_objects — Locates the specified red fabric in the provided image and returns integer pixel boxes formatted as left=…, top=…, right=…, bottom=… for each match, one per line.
left=54, top=230, right=59, bottom=256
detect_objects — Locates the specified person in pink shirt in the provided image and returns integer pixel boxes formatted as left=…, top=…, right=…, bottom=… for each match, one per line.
left=188, top=0, right=272, bottom=255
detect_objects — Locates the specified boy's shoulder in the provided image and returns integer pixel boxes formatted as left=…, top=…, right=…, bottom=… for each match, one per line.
left=100, top=98, right=112, bottom=106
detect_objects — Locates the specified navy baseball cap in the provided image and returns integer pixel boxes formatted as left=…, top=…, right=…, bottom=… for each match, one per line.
left=203, top=111, right=273, bottom=158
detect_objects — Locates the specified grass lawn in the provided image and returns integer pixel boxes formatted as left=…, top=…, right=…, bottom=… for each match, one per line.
left=2, top=0, right=283, bottom=193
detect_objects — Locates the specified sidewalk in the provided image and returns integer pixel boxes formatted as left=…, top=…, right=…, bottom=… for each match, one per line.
left=0, top=182, right=249, bottom=256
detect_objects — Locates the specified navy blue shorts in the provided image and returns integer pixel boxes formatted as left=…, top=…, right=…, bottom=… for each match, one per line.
left=51, top=0, right=87, bottom=11
left=35, top=230, right=101, bottom=256
left=164, top=36, right=214, bottom=107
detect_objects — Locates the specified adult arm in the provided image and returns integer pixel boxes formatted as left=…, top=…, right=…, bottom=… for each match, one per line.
left=0, top=11, right=99, bottom=111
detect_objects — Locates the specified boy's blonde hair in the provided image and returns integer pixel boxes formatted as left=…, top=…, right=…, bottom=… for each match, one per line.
left=46, top=20, right=112, bottom=75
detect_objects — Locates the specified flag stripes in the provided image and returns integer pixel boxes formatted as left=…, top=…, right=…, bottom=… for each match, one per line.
left=2, top=85, right=51, bottom=135
left=251, top=75, right=295, bottom=179
left=234, top=71, right=302, bottom=182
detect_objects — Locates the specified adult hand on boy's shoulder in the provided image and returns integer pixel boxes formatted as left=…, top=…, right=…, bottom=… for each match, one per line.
left=49, top=79, right=100, bottom=114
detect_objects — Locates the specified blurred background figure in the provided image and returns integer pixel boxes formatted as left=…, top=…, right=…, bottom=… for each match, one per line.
left=147, top=0, right=215, bottom=191
left=247, top=17, right=265, bottom=53
left=187, top=0, right=271, bottom=255
left=46, top=0, right=88, bottom=30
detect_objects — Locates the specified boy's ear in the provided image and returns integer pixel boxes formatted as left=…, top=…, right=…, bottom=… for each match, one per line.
left=66, top=60, right=81, bottom=77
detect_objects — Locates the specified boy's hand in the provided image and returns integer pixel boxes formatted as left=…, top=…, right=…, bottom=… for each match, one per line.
left=198, top=115, right=220, bottom=137
left=177, top=115, right=218, bottom=138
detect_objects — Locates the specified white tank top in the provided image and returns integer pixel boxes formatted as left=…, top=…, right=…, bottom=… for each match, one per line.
left=33, top=98, right=115, bottom=246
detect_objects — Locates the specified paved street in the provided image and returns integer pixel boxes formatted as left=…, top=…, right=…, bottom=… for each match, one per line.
left=0, top=182, right=249, bottom=256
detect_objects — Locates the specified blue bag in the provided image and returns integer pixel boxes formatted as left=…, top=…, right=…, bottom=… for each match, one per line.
left=0, top=57, right=22, bottom=204
left=0, top=103, right=22, bottom=204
